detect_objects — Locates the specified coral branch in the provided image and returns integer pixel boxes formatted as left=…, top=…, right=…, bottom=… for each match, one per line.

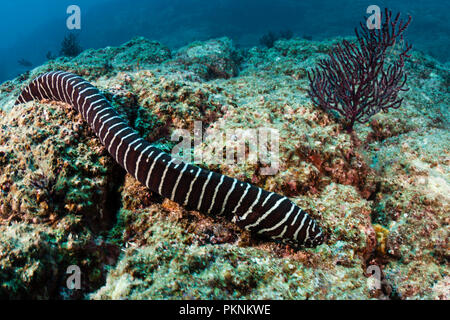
left=308, top=8, right=412, bottom=132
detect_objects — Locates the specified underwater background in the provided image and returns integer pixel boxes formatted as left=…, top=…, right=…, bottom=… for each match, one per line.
left=0, top=0, right=448, bottom=300
left=1, top=0, right=449, bottom=83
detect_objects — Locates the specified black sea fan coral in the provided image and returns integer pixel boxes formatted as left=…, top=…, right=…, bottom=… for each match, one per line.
left=259, top=30, right=294, bottom=48
left=60, top=33, right=83, bottom=57
left=308, top=8, right=412, bottom=132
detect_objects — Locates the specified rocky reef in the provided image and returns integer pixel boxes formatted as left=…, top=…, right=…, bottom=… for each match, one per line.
left=0, top=36, right=448, bottom=299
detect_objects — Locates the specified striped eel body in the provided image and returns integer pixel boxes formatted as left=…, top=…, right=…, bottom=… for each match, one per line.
left=16, top=71, right=325, bottom=248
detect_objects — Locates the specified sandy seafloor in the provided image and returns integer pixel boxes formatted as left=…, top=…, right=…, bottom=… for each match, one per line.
left=0, top=36, right=448, bottom=299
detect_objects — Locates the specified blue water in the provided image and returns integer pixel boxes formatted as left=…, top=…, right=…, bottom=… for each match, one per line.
left=1, top=0, right=449, bottom=83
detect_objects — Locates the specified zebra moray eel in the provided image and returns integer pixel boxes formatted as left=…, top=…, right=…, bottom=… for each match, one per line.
left=16, top=71, right=325, bottom=248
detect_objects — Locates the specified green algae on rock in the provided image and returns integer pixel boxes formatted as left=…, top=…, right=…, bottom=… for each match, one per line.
left=174, top=37, right=242, bottom=80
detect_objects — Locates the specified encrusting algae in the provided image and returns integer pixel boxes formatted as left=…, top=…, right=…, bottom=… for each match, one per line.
left=0, top=36, right=448, bottom=299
